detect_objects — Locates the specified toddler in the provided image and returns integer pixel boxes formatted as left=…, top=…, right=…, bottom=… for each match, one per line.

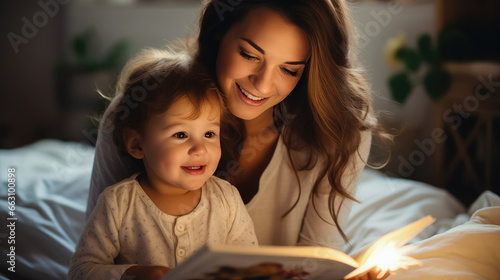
left=69, top=47, right=257, bottom=280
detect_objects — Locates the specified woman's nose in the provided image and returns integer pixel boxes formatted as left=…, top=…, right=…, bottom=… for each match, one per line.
left=250, top=65, right=274, bottom=94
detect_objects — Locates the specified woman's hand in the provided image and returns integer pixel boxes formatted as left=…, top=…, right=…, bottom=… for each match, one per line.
left=346, top=267, right=390, bottom=280
left=121, top=265, right=171, bottom=280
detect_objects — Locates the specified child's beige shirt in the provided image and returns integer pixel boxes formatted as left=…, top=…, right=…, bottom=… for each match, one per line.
left=69, top=174, right=257, bottom=280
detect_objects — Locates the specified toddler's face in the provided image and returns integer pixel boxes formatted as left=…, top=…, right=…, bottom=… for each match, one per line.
left=140, top=96, right=221, bottom=192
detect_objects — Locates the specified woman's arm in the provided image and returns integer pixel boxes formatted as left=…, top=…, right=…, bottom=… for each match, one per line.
left=86, top=100, right=142, bottom=220
left=297, top=130, right=372, bottom=249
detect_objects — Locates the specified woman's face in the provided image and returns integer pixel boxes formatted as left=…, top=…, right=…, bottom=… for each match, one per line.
left=216, top=7, right=310, bottom=121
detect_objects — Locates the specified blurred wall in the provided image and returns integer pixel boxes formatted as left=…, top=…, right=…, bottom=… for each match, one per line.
left=63, top=1, right=202, bottom=60
left=348, top=1, right=437, bottom=184
left=1, top=0, right=201, bottom=148
left=1, top=1, right=64, bottom=148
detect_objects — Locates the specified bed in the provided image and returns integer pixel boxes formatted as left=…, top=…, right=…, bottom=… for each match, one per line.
left=0, top=139, right=499, bottom=280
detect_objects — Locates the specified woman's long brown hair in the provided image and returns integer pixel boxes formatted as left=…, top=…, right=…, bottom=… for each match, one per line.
left=194, top=0, right=392, bottom=242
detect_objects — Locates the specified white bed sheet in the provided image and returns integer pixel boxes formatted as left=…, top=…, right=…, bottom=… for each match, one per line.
left=346, top=169, right=500, bottom=279
left=393, top=202, right=500, bottom=279
left=0, top=140, right=94, bottom=280
left=344, top=169, right=469, bottom=257
left=0, top=139, right=499, bottom=280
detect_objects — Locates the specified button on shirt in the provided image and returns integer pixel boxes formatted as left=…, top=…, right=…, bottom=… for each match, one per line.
left=176, top=224, right=186, bottom=233
left=176, top=248, right=186, bottom=257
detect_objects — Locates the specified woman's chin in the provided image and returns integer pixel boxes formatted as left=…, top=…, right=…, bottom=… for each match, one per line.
left=227, top=106, right=255, bottom=120
left=228, top=103, right=274, bottom=122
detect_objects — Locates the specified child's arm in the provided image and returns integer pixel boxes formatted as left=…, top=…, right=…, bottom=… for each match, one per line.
left=224, top=184, right=259, bottom=246
left=69, top=190, right=134, bottom=279
left=121, top=265, right=171, bottom=280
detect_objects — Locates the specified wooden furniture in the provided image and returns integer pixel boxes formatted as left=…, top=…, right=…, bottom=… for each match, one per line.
left=432, top=0, right=500, bottom=205
left=433, top=62, right=500, bottom=205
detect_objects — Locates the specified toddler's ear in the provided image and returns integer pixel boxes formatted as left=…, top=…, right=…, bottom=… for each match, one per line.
left=124, top=128, right=144, bottom=159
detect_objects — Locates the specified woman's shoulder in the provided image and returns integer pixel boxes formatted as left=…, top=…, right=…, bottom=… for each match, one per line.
left=278, top=131, right=320, bottom=170
left=281, top=126, right=373, bottom=166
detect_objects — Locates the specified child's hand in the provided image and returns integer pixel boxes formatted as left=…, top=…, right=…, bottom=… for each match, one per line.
left=121, top=265, right=171, bottom=280
left=346, top=267, right=390, bottom=280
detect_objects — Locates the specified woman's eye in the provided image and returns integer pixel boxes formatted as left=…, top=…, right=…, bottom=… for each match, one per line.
left=239, top=49, right=258, bottom=61
left=282, top=67, right=299, bottom=77
left=205, top=131, right=216, bottom=138
left=173, top=132, right=187, bottom=139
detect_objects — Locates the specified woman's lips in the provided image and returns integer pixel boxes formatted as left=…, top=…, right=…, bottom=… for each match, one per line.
left=181, top=165, right=206, bottom=175
left=236, top=83, right=268, bottom=106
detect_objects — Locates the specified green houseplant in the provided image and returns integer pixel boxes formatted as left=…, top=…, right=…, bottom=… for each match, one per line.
left=59, top=27, right=129, bottom=75
left=386, top=33, right=451, bottom=104
left=53, top=27, right=129, bottom=141
left=56, top=27, right=129, bottom=110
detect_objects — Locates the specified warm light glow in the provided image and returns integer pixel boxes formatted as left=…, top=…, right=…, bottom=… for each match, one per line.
left=363, top=242, right=422, bottom=279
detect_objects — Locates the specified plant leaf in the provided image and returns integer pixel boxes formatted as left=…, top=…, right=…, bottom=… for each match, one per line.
left=73, top=28, right=98, bottom=62
left=424, top=67, right=451, bottom=100
left=418, top=34, right=439, bottom=65
left=398, top=48, right=421, bottom=72
left=103, top=39, right=130, bottom=71
left=389, top=71, right=413, bottom=104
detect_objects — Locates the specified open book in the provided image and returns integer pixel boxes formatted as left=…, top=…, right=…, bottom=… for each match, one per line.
left=162, top=215, right=435, bottom=280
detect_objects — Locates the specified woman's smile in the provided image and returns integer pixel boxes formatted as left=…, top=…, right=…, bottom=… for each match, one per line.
left=216, top=7, right=310, bottom=121
left=236, top=83, right=268, bottom=106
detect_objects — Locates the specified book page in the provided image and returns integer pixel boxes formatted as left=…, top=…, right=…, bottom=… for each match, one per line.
left=344, top=215, right=435, bottom=279
left=163, top=216, right=434, bottom=280
left=163, top=245, right=359, bottom=280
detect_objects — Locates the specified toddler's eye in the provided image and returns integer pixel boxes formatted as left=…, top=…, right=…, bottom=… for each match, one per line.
left=205, top=131, right=216, bottom=138
left=173, top=132, right=187, bottom=139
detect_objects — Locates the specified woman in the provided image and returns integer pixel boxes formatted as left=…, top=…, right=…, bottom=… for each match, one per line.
left=88, top=0, right=390, bottom=279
